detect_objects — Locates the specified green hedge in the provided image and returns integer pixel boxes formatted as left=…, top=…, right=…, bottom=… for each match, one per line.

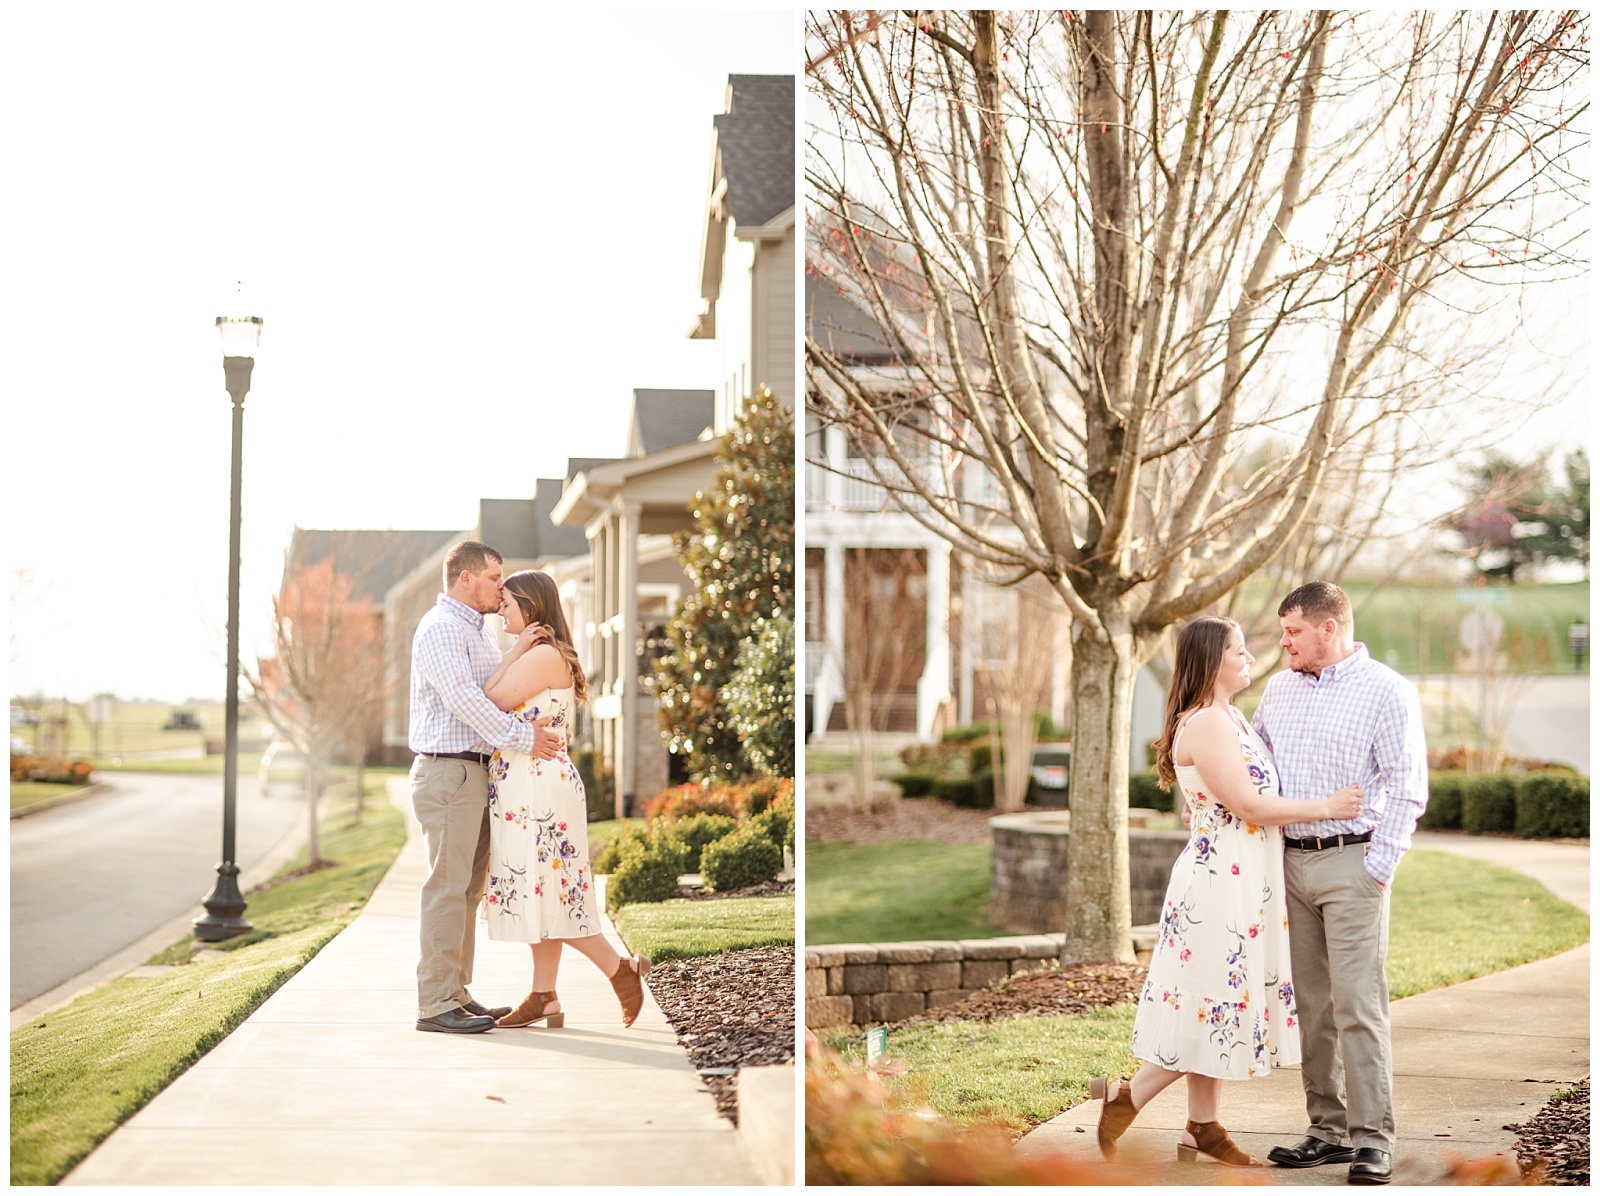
left=1461, top=774, right=1520, bottom=836
left=1420, top=771, right=1467, bottom=830
left=890, top=772, right=937, bottom=798
left=671, top=812, right=738, bottom=872
left=1514, top=773, right=1590, bottom=839
left=1128, top=771, right=1174, bottom=813
left=701, top=823, right=783, bottom=891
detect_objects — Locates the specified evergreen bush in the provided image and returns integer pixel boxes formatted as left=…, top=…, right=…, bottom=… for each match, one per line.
left=1514, top=773, right=1590, bottom=839
left=700, top=823, right=783, bottom=891
left=890, top=772, right=937, bottom=798
left=1127, top=771, right=1174, bottom=813
left=1419, top=771, right=1466, bottom=830
left=671, top=812, right=739, bottom=871
left=605, top=834, right=689, bottom=911
left=592, top=821, right=650, bottom=875
left=1461, top=773, right=1518, bottom=835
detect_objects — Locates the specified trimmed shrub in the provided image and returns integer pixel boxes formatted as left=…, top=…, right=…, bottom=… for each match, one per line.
left=750, top=799, right=794, bottom=851
left=931, top=775, right=976, bottom=806
left=744, top=776, right=785, bottom=816
left=1419, top=771, right=1467, bottom=830
left=898, top=741, right=967, bottom=776
left=968, top=742, right=995, bottom=773
left=574, top=745, right=614, bottom=822
left=1461, top=773, right=1518, bottom=836
left=592, top=821, right=650, bottom=875
left=1128, top=771, right=1174, bottom=813
left=700, top=823, right=783, bottom=891
left=891, top=772, right=937, bottom=798
left=672, top=812, right=738, bottom=871
left=605, top=834, right=689, bottom=911
left=940, top=722, right=993, bottom=745
left=1515, top=773, right=1590, bottom=839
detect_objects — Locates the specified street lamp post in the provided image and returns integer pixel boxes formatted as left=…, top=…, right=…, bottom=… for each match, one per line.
left=194, top=314, right=263, bottom=942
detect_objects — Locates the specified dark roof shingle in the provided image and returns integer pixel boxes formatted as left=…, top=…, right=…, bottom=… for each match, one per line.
left=716, top=74, right=794, bottom=228
left=632, top=389, right=715, bottom=456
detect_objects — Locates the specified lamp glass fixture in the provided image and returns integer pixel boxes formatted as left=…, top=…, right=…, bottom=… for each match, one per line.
left=216, top=315, right=264, bottom=359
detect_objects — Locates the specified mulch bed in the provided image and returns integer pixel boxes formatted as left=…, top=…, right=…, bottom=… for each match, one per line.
left=895, top=961, right=1147, bottom=1028
left=806, top=798, right=996, bottom=845
left=1508, top=1077, right=1589, bottom=1185
left=646, top=944, right=795, bottom=1125
left=674, top=879, right=794, bottom=901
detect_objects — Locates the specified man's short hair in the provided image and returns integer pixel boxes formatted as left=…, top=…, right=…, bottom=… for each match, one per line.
left=1279, top=581, right=1353, bottom=633
left=442, top=540, right=501, bottom=590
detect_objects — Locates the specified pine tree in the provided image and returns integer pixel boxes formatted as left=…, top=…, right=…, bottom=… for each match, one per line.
left=655, top=387, right=795, bottom=782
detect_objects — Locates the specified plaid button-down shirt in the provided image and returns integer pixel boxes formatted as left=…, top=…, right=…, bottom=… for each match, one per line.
left=1252, top=643, right=1429, bottom=885
left=408, top=594, right=538, bottom=756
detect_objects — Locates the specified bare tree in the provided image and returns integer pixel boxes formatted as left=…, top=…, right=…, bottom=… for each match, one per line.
left=807, top=10, right=1587, bottom=960
left=249, top=532, right=390, bottom=863
left=837, top=546, right=926, bottom=805
left=975, top=574, right=1067, bottom=811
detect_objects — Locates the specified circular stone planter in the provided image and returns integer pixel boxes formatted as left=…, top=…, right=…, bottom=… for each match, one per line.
left=988, top=809, right=1190, bottom=933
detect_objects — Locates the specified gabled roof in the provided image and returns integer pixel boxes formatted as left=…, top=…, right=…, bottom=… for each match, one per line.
left=287, top=529, right=458, bottom=604
left=715, top=75, right=795, bottom=228
left=532, top=478, right=589, bottom=558
left=631, top=389, right=715, bottom=456
left=478, top=500, right=541, bottom=562
left=566, top=457, right=617, bottom=484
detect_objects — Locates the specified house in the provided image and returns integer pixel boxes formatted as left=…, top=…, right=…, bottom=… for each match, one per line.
left=690, top=73, right=796, bottom=426
left=379, top=74, right=797, bottom=808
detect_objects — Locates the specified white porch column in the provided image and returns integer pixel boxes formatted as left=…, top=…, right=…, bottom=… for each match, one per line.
left=814, top=542, right=845, bottom=741
left=918, top=541, right=952, bottom=738
left=619, top=502, right=641, bottom=810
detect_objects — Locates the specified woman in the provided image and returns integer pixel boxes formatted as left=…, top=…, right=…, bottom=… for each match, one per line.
left=1091, top=616, right=1363, bottom=1166
left=482, top=569, right=650, bottom=1029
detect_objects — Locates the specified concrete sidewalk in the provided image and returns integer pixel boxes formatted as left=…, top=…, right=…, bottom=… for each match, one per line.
left=64, top=779, right=762, bottom=1186
left=1019, top=835, right=1590, bottom=1186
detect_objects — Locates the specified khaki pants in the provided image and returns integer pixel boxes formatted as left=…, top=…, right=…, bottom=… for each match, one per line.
left=410, top=756, right=492, bottom=1019
left=1283, top=842, right=1395, bottom=1153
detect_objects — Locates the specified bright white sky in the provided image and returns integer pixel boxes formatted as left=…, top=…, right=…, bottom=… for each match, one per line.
left=4, top=7, right=797, bottom=703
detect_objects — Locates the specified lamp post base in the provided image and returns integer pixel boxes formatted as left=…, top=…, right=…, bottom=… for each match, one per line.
left=193, top=861, right=253, bottom=942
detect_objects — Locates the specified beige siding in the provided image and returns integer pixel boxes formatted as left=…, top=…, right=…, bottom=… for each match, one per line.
left=753, top=222, right=796, bottom=409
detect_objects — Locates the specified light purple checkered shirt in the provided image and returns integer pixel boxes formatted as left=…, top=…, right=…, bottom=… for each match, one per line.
left=408, top=594, right=539, bottom=756
left=1251, top=643, right=1429, bottom=885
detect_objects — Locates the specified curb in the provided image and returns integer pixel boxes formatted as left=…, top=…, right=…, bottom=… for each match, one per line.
left=10, top=780, right=116, bottom=820
left=8, top=800, right=311, bottom=1029
left=738, top=1062, right=797, bottom=1185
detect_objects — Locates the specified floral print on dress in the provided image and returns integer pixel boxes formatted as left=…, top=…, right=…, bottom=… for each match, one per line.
left=485, top=686, right=595, bottom=940
left=1130, top=706, right=1301, bottom=1080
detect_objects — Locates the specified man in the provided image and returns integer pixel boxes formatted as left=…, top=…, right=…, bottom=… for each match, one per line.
left=409, top=540, right=559, bottom=1034
left=1253, top=581, right=1428, bottom=1185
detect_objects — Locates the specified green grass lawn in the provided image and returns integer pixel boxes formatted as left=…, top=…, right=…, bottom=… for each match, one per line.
left=823, top=848, right=1588, bottom=1133
left=9, top=780, right=94, bottom=812
left=612, top=893, right=795, bottom=962
left=10, top=782, right=406, bottom=1186
left=586, top=817, right=642, bottom=853
left=807, top=840, right=1003, bottom=944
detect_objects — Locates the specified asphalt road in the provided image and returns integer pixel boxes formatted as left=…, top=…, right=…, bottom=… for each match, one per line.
left=10, top=772, right=303, bottom=1008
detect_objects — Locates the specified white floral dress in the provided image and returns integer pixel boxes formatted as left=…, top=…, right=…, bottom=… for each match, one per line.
left=485, top=686, right=595, bottom=940
left=1130, top=706, right=1301, bottom=1079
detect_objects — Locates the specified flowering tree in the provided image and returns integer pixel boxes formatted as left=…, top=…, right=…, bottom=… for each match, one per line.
left=807, top=10, right=1588, bottom=960
left=251, top=547, right=385, bottom=862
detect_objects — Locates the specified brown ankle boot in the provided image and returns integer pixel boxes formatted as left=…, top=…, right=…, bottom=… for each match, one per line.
left=1178, top=1119, right=1259, bottom=1166
left=496, top=990, right=563, bottom=1028
left=608, top=956, right=651, bottom=1027
left=1089, top=1077, right=1139, bottom=1160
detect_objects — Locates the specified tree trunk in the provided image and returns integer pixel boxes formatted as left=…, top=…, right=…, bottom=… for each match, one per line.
left=305, top=754, right=324, bottom=866
left=1061, top=621, right=1139, bottom=963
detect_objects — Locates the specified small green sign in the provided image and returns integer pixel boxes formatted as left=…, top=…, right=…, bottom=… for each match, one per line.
left=1455, top=588, right=1509, bottom=604
left=866, top=1025, right=888, bottom=1069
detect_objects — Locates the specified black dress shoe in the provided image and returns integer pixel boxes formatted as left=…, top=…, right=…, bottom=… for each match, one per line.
left=461, top=999, right=512, bottom=1020
left=416, top=1007, right=495, bottom=1034
left=1267, top=1135, right=1358, bottom=1168
left=1348, top=1148, right=1393, bottom=1185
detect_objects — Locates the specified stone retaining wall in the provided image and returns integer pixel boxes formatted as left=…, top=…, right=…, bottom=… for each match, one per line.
left=804, top=934, right=1066, bottom=1029
left=989, top=811, right=1190, bottom=932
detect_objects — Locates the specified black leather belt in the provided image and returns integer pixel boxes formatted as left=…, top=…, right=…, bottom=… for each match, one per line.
left=1284, top=831, right=1372, bottom=851
left=419, top=750, right=491, bottom=767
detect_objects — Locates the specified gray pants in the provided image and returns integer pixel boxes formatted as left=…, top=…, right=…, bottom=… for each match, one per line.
left=410, top=756, right=492, bottom=1019
left=1284, top=842, right=1395, bottom=1153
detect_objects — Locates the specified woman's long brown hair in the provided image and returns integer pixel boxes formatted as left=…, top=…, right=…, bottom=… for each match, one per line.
left=502, top=570, right=588, bottom=704
left=1154, top=616, right=1240, bottom=788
